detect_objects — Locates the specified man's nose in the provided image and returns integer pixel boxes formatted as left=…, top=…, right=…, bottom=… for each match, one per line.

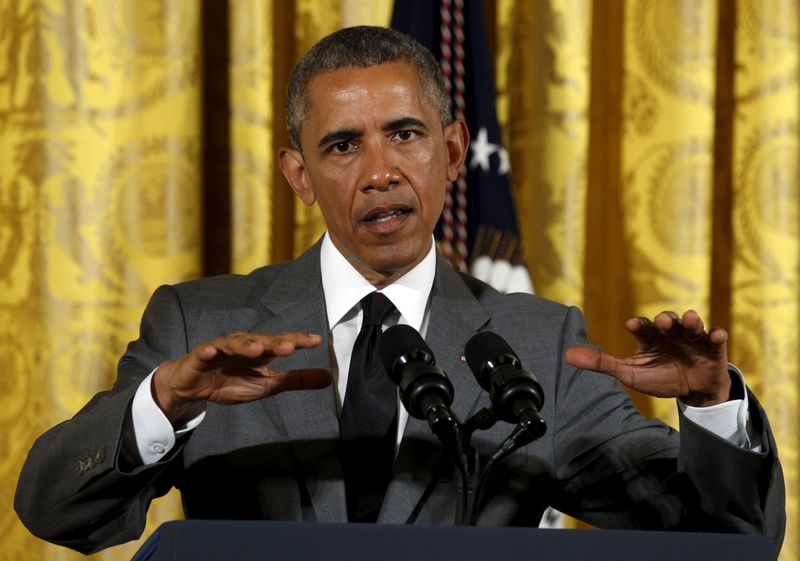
left=361, top=146, right=401, bottom=192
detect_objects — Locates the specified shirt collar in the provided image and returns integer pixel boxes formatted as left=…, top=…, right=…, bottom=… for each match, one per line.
left=320, top=233, right=436, bottom=331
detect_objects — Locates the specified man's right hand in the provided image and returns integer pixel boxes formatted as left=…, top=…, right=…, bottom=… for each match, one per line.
left=152, top=332, right=331, bottom=426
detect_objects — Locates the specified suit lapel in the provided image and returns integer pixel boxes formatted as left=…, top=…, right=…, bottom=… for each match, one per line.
left=250, top=243, right=348, bottom=523
left=380, top=256, right=490, bottom=523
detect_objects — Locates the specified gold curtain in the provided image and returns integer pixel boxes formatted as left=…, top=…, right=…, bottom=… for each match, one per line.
left=1, top=1, right=797, bottom=560
left=0, top=1, right=203, bottom=559
left=496, top=0, right=798, bottom=558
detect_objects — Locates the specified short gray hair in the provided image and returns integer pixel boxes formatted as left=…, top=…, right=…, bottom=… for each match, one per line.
left=286, top=26, right=452, bottom=151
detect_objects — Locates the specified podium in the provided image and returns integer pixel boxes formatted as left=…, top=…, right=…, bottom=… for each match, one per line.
left=132, top=520, right=777, bottom=561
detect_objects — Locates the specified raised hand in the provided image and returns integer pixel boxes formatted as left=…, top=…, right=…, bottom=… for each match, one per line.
left=565, top=310, right=732, bottom=407
left=153, top=331, right=332, bottom=425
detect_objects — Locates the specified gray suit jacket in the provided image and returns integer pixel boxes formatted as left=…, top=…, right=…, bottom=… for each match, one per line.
left=15, top=243, right=785, bottom=554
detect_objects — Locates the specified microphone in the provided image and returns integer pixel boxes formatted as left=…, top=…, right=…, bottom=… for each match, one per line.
left=464, top=331, right=546, bottom=441
left=379, top=325, right=458, bottom=444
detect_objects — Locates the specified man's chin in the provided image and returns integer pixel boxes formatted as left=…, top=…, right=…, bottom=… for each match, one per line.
left=357, top=247, right=428, bottom=283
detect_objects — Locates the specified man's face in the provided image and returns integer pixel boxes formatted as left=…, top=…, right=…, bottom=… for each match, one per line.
left=280, top=61, right=468, bottom=287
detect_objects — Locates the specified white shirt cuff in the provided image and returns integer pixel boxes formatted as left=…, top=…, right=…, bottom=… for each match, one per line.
left=131, top=369, right=206, bottom=465
left=678, top=365, right=757, bottom=450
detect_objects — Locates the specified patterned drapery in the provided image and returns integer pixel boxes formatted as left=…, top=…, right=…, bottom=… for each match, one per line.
left=1, top=1, right=796, bottom=559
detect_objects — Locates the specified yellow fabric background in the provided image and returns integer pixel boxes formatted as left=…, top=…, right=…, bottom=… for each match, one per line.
left=0, top=1, right=796, bottom=559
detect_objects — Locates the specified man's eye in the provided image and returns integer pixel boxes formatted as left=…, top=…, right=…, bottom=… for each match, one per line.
left=395, top=130, right=417, bottom=141
left=331, top=141, right=353, bottom=153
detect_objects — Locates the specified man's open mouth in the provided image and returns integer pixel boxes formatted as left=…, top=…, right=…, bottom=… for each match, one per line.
left=364, top=208, right=413, bottom=223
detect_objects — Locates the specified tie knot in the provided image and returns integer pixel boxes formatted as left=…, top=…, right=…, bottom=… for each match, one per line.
left=360, top=292, right=394, bottom=327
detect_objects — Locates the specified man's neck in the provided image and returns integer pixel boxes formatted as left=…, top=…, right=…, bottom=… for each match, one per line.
left=319, top=233, right=436, bottom=332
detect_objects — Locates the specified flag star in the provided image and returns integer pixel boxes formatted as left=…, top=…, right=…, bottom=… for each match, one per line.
left=469, top=127, right=496, bottom=172
left=497, top=147, right=510, bottom=176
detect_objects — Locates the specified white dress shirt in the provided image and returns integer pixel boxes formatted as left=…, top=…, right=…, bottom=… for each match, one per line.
left=130, top=233, right=753, bottom=465
left=320, top=233, right=436, bottom=448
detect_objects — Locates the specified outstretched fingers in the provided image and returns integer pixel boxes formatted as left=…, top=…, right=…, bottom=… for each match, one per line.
left=568, top=311, right=731, bottom=401
left=625, top=312, right=683, bottom=343
left=626, top=310, right=727, bottom=350
left=192, top=332, right=323, bottom=370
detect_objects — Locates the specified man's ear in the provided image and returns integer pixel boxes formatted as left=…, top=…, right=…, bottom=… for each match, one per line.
left=279, top=147, right=316, bottom=206
left=443, top=120, right=470, bottom=181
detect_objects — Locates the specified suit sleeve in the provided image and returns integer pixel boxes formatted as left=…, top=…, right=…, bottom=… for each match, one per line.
left=14, top=285, right=192, bottom=554
left=549, top=306, right=785, bottom=549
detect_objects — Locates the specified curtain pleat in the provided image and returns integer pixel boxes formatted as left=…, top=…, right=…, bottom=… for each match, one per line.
left=497, top=0, right=592, bottom=310
left=229, top=0, right=274, bottom=274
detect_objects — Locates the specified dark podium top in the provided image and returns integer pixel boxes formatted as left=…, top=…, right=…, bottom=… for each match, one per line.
left=132, top=520, right=777, bottom=561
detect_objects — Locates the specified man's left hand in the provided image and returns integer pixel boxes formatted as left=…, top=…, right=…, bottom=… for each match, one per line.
left=565, top=310, right=732, bottom=407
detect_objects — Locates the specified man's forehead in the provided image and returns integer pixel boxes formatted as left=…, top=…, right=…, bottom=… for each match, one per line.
left=302, top=64, right=436, bottom=126
left=305, top=61, right=426, bottom=98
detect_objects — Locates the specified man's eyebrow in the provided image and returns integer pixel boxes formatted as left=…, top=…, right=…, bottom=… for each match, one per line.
left=383, top=117, right=428, bottom=132
left=317, top=128, right=362, bottom=150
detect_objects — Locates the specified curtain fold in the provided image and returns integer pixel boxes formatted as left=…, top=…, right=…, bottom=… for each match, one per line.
left=228, top=0, right=274, bottom=274
left=1, top=1, right=797, bottom=559
left=497, top=0, right=591, bottom=309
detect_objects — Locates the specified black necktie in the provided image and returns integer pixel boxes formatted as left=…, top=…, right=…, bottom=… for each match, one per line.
left=340, top=292, right=397, bottom=523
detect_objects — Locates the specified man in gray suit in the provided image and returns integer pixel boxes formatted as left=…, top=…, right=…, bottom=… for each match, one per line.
left=16, top=26, right=784, bottom=554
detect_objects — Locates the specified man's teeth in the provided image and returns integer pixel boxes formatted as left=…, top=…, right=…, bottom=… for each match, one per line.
left=371, top=210, right=403, bottom=222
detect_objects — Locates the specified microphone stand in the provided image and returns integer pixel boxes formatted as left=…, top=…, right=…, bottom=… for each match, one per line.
left=445, top=407, right=546, bottom=526
left=468, top=409, right=546, bottom=525
left=453, top=408, right=495, bottom=525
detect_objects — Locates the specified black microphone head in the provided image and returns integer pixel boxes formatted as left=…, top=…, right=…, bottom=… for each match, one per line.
left=466, top=331, right=545, bottom=421
left=465, top=331, right=519, bottom=385
left=379, top=324, right=434, bottom=383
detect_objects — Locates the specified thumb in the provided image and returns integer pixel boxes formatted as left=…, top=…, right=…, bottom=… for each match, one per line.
left=565, top=346, right=621, bottom=377
left=269, top=368, right=332, bottom=395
